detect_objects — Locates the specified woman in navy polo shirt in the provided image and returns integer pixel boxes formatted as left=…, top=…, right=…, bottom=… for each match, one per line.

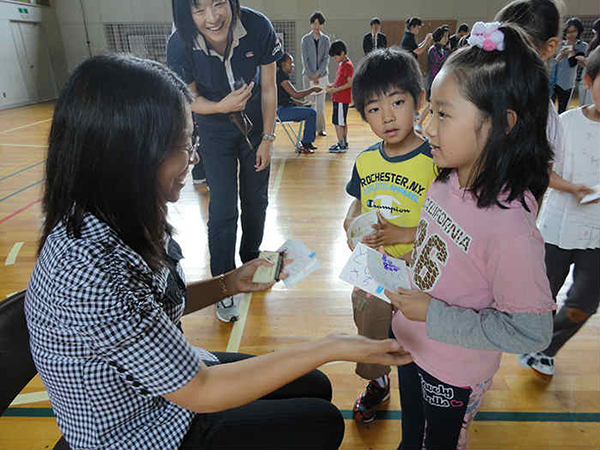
left=167, top=0, right=282, bottom=322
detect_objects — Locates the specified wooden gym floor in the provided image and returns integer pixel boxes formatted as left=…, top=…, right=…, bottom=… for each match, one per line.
left=0, top=101, right=598, bottom=449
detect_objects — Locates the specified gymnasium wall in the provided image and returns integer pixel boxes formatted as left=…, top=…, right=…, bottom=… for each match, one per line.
left=0, top=0, right=68, bottom=109
left=52, top=0, right=600, bottom=85
left=1, top=0, right=599, bottom=110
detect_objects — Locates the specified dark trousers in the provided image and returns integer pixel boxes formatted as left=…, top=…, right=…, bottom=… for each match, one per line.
left=179, top=353, right=345, bottom=450
left=198, top=127, right=270, bottom=276
left=397, top=363, right=471, bottom=450
left=543, top=244, right=600, bottom=356
left=553, top=85, right=572, bottom=114
left=277, top=106, right=317, bottom=144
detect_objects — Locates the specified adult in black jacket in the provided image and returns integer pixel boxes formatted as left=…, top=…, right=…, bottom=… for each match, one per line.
left=363, top=17, right=387, bottom=55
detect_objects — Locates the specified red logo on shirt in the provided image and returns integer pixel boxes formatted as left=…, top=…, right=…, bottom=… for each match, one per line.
left=246, top=51, right=254, bottom=58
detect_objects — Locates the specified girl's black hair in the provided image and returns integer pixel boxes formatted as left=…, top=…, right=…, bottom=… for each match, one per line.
left=277, top=52, right=292, bottom=68
left=41, top=54, right=193, bottom=271
left=564, top=17, right=584, bottom=39
left=172, top=0, right=241, bottom=55
left=588, top=19, right=600, bottom=54
left=352, top=48, right=423, bottom=121
left=495, top=0, right=560, bottom=50
left=438, top=24, right=553, bottom=210
left=585, top=46, right=600, bottom=82
left=433, top=25, right=449, bottom=43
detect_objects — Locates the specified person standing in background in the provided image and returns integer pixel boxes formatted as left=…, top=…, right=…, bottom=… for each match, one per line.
left=363, top=17, right=387, bottom=55
left=448, top=23, right=469, bottom=52
left=552, top=17, right=588, bottom=113
left=167, top=0, right=282, bottom=323
left=302, top=11, right=330, bottom=137
left=401, top=17, right=433, bottom=59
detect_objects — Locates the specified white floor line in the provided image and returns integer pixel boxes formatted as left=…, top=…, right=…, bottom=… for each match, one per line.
left=0, top=118, right=52, bottom=136
left=225, top=158, right=287, bottom=353
left=10, top=391, right=49, bottom=406
left=0, top=143, right=48, bottom=148
left=5, top=242, right=24, bottom=265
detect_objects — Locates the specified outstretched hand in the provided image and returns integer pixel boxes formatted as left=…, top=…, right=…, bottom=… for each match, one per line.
left=326, top=334, right=413, bottom=367
left=571, top=184, right=597, bottom=203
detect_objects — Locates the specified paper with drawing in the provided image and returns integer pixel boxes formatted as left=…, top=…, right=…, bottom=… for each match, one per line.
left=339, top=243, right=412, bottom=303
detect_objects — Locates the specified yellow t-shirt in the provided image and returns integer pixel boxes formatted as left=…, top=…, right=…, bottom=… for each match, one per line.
left=346, top=140, right=436, bottom=257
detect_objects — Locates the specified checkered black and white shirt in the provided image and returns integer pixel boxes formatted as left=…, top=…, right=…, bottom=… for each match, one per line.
left=25, top=214, right=217, bottom=449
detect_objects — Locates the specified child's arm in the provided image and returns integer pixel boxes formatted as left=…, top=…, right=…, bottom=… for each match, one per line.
left=344, top=199, right=361, bottom=250
left=386, top=289, right=552, bottom=353
left=549, top=170, right=596, bottom=201
left=327, top=77, right=353, bottom=94
left=343, top=199, right=361, bottom=232
left=362, top=211, right=416, bottom=248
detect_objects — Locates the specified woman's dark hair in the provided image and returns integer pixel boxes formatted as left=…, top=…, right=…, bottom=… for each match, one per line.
left=433, top=25, right=449, bottom=43
left=564, top=17, right=584, bottom=39
left=585, top=46, right=600, bottom=81
left=277, top=52, right=292, bottom=68
left=406, top=17, right=423, bottom=29
left=41, top=54, right=193, bottom=271
left=370, top=17, right=381, bottom=27
left=172, top=0, right=241, bottom=53
left=438, top=24, right=552, bottom=210
left=310, top=11, right=325, bottom=25
left=458, top=23, right=470, bottom=33
left=353, top=48, right=423, bottom=120
left=495, top=0, right=560, bottom=50
left=588, top=19, right=600, bottom=54
left=329, top=40, right=347, bottom=57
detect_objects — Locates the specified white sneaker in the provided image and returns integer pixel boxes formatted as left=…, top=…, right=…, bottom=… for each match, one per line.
left=216, top=294, right=241, bottom=323
left=518, top=352, right=555, bottom=376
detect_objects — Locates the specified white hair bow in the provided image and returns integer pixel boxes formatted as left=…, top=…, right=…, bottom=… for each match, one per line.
left=468, top=22, right=505, bottom=52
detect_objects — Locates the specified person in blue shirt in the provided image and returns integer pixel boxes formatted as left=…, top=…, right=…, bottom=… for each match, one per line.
left=167, top=0, right=282, bottom=323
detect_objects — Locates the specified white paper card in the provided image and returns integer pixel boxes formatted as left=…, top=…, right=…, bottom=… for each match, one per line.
left=580, top=184, right=600, bottom=204
left=339, top=243, right=412, bottom=303
left=277, top=239, right=320, bottom=287
left=347, top=210, right=378, bottom=247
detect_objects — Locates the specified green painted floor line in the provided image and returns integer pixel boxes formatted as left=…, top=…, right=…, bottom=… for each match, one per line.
left=4, top=408, right=599, bottom=423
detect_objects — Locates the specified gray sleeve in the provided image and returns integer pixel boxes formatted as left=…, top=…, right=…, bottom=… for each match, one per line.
left=426, top=298, right=553, bottom=353
left=301, top=36, right=316, bottom=76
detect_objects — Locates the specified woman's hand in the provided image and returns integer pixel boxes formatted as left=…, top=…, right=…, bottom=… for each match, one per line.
left=255, top=139, right=272, bottom=172
left=325, top=334, right=413, bottom=367
left=384, top=288, right=431, bottom=322
left=226, top=258, right=277, bottom=294
left=218, top=82, right=254, bottom=113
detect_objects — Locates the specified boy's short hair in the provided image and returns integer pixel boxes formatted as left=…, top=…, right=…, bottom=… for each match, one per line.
left=352, top=48, right=423, bottom=120
left=586, top=46, right=600, bottom=82
left=406, top=17, right=423, bottom=29
left=310, top=11, right=325, bottom=25
left=329, top=40, right=348, bottom=57
left=458, top=23, right=469, bottom=33
left=370, top=17, right=381, bottom=26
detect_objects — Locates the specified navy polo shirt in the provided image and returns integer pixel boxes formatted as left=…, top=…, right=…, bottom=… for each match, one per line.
left=401, top=31, right=418, bottom=58
left=167, top=7, right=283, bottom=130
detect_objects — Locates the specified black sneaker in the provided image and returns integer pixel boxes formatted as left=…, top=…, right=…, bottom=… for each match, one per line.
left=353, top=375, right=391, bottom=423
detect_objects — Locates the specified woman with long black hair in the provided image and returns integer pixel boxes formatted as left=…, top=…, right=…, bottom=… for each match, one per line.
left=25, top=54, right=411, bottom=450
